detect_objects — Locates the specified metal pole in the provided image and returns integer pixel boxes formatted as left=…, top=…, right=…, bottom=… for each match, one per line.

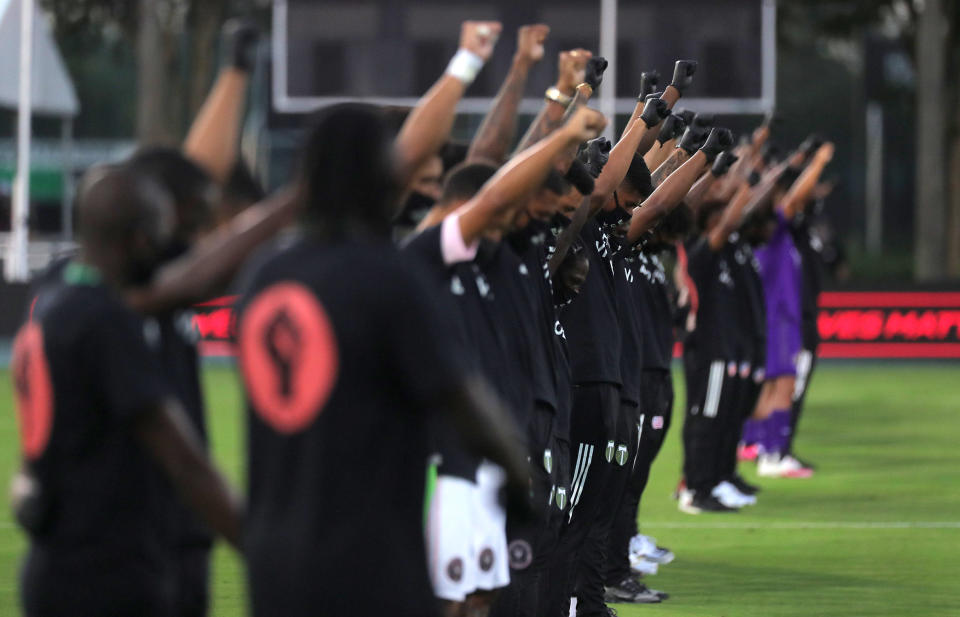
left=61, top=117, right=74, bottom=243
left=598, top=0, right=617, bottom=141
left=865, top=103, right=884, bottom=254
left=761, top=0, right=777, bottom=113
left=7, top=0, right=33, bottom=282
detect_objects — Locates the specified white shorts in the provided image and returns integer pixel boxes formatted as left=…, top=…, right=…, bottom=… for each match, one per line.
left=426, top=475, right=478, bottom=602
left=473, top=461, right=510, bottom=591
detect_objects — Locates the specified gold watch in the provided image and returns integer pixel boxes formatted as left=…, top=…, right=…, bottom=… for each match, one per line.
left=545, top=86, right=573, bottom=108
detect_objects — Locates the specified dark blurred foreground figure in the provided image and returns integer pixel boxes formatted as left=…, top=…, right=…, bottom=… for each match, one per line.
left=11, top=166, right=243, bottom=617
left=236, top=102, right=529, bottom=617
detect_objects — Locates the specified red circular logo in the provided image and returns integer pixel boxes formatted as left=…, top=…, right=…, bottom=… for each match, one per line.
left=11, top=322, right=54, bottom=460
left=239, top=282, right=339, bottom=434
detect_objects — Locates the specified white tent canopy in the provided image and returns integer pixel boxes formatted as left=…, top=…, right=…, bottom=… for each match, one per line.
left=0, top=0, right=78, bottom=117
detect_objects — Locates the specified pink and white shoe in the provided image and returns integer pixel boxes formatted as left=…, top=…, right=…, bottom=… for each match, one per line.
left=757, top=453, right=814, bottom=478
left=738, top=443, right=760, bottom=462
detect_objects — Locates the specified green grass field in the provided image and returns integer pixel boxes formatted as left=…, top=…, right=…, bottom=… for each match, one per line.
left=1, top=363, right=959, bottom=616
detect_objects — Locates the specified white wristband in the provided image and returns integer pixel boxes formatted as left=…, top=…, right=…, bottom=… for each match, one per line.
left=446, top=48, right=484, bottom=85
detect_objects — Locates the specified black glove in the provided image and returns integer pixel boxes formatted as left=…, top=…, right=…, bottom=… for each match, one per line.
left=657, top=114, right=686, bottom=145
left=677, top=124, right=710, bottom=154
left=777, top=165, right=802, bottom=189
left=693, top=113, right=714, bottom=129
left=565, top=159, right=596, bottom=195
left=640, top=96, right=670, bottom=128
left=644, top=91, right=664, bottom=103
left=748, top=169, right=762, bottom=186
left=579, top=136, right=612, bottom=177
left=584, top=57, right=609, bottom=90
left=711, top=151, right=738, bottom=177
left=638, top=70, right=660, bottom=100
left=222, top=18, right=260, bottom=72
left=700, top=128, right=735, bottom=163
left=669, top=60, right=698, bottom=94
left=675, top=108, right=696, bottom=127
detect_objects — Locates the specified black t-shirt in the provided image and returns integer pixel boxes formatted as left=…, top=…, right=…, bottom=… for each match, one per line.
left=559, top=220, right=622, bottom=385
left=791, top=219, right=825, bottom=337
left=13, top=270, right=174, bottom=605
left=403, top=225, right=519, bottom=477
left=634, top=249, right=674, bottom=371
left=615, top=254, right=643, bottom=404
left=152, top=311, right=214, bottom=549
left=724, top=235, right=765, bottom=366
left=520, top=239, right=573, bottom=440
left=237, top=236, right=463, bottom=617
left=685, top=235, right=738, bottom=363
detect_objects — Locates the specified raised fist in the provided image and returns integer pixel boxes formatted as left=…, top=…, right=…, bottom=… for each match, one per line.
left=700, top=128, right=735, bottom=163
left=565, top=159, right=596, bottom=195
left=516, top=24, right=550, bottom=65
left=799, top=134, right=825, bottom=158
left=814, top=141, right=835, bottom=164
left=584, top=57, right=609, bottom=90
left=639, top=71, right=661, bottom=99
left=557, top=49, right=593, bottom=94
left=678, top=123, right=710, bottom=154
left=657, top=114, right=686, bottom=145
left=675, top=108, right=696, bottom=127
left=670, top=60, right=698, bottom=94
left=460, top=21, right=503, bottom=61
left=640, top=97, right=670, bottom=128
left=711, top=151, right=738, bottom=177
left=565, top=107, right=608, bottom=143
left=579, top=136, right=612, bottom=177
left=645, top=91, right=664, bottom=102
left=222, top=18, right=260, bottom=72
left=693, top=113, right=714, bottom=129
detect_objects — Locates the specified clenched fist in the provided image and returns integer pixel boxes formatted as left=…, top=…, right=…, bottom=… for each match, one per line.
left=516, top=24, right=550, bottom=65
left=557, top=49, right=593, bottom=95
left=460, top=21, right=503, bottom=61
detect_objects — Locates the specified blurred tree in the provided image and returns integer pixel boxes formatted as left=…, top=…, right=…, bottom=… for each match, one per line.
left=40, top=0, right=264, bottom=143
left=781, top=0, right=960, bottom=280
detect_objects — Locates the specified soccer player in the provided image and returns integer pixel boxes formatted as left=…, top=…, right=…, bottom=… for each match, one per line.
left=234, top=101, right=534, bottom=617
left=126, top=147, right=222, bottom=617
left=11, top=166, right=242, bottom=617
left=408, top=103, right=607, bottom=616
left=751, top=141, right=834, bottom=477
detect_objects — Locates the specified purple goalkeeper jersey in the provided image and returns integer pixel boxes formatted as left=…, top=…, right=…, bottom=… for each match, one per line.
left=754, top=211, right=803, bottom=326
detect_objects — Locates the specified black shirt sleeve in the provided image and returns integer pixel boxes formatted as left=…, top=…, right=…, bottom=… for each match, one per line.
left=85, top=303, right=171, bottom=424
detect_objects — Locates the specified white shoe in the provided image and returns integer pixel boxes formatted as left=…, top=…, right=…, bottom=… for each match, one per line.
left=629, top=552, right=659, bottom=575
left=712, top=481, right=757, bottom=507
left=757, top=453, right=814, bottom=478
left=677, top=488, right=701, bottom=514
left=711, top=481, right=755, bottom=508
left=629, top=533, right=656, bottom=558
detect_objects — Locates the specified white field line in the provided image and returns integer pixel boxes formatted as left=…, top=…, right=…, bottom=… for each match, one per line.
left=641, top=521, right=960, bottom=530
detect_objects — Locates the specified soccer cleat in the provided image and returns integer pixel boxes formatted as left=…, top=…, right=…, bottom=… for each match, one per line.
left=646, top=545, right=675, bottom=565
left=679, top=489, right=739, bottom=514
left=738, top=443, right=760, bottom=461
left=629, top=552, right=658, bottom=576
left=789, top=453, right=818, bottom=470
left=757, top=453, right=814, bottom=478
left=729, top=473, right=761, bottom=496
left=604, top=578, right=663, bottom=604
left=712, top=481, right=757, bottom=507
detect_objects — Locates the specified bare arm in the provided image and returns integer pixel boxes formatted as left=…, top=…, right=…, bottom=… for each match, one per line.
left=548, top=193, right=592, bottom=275
left=394, top=21, right=502, bottom=188
left=127, top=189, right=298, bottom=315
left=183, top=21, right=258, bottom=184
left=137, top=401, right=243, bottom=549
left=457, top=107, right=606, bottom=245
left=590, top=98, right=662, bottom=208
left=781, top=143, right=834, bottom=219
left=514, top=48, right=592, bottom=152
left=627, top=150, right=708, bottom=242
left=650, top=148, right=690, bottom=186
left=442, top=377, right=531, bottom=497
left=467, top=25, right=549, bottom=164
left=707, top=182, right=752, bottom=250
